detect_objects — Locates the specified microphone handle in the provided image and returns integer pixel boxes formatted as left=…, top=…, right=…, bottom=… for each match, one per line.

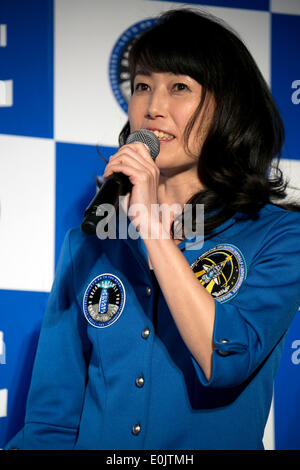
left=81, top=172, right=132, bottom=235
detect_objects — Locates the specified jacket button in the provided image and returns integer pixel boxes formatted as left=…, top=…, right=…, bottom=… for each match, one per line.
left=216, top=338, right=230, bottom=356
left=135, top=376, right=145, bottom=388
left=132, top=424, right=141, bottom=435
left=141, top=328, right=150, bottom=339
left=146, top=286, right=152, bottom=296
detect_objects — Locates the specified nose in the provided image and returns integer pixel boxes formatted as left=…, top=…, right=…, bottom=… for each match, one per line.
left=145, top=88, right=168, bottom=119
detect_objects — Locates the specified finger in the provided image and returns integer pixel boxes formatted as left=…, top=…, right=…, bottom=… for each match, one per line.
left=103, top=162, right=154, bottom=185
left=110, top=142, right=155, bottom=166
left=103, top=156, right=147, bottom=181
left=127, top=142, right=155, bottom=162
left=119, top=192, right=130, bottom=214
left=103, top=162, right=159, bottom=187
left=105, top=149, right=159, bottom=178
left=108, top=149, right=149, bottom=170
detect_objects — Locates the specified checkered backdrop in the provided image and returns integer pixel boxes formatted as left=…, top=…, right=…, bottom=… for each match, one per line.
left=1, top=0, right=300, bottom=450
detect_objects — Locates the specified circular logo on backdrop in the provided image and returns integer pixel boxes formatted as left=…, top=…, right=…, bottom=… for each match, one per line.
left=191, top=244, right=247, bottom=303
left=109, top=19, right=157, bottom=113
left=83, top=274, right=126, bottom=328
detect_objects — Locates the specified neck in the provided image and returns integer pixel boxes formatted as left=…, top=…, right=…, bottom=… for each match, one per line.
left=158, top=171, right=203, bottom=208
left=156, top=171, right=203, bottom=243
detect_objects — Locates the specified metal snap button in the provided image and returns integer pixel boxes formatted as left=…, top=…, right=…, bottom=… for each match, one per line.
left=132, top=424, right=141, bottom=435
left=135, top=376, right=145, bottom=388
left=141, top=328, right=150, bottom=339
left=146, top=286, right=152, bottom=296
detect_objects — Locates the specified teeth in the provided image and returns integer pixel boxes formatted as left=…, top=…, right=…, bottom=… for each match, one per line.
left=152, top=130, right=175, bottom=140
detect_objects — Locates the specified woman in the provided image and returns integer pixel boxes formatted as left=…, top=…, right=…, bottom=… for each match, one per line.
left=6, top=8, right=300, bottom=450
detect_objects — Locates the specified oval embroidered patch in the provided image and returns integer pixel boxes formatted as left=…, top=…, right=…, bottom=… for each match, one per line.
left=191, top=244, right=247, bottom=303
left=83, top=273, right=126, bottom=328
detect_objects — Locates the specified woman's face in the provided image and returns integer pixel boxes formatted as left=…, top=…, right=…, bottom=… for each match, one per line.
left=128, top=70, right=214, bottom=177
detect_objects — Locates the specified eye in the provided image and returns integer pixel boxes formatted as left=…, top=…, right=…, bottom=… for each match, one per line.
left=173, top=83, right=190, bottom=92
left=134, top=82, right=150, bottom=92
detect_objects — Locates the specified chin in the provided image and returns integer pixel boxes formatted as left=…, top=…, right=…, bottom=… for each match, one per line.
left=156, top=154, right=197, bottom=174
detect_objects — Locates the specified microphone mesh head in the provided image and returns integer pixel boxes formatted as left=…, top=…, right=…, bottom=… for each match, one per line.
left=126, top=129, right=160, bottom=160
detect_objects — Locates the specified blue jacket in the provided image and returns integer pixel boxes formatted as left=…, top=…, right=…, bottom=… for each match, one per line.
left=6, top=204, right=300, bottom=450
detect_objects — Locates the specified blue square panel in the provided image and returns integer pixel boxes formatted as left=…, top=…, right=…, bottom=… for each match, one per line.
left=0, top=289, right=49, bottom=448
left=0, top=0, right=53, bottom=138
left=272, top=14, right=300, bottom=160
left=55, top=142, right=116, bottom=266
left=149, top=0, right=269, bottom=11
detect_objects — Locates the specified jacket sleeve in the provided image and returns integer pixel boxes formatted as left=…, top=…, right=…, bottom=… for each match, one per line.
left=192, top=211, right=300, bottom=389
left=5, top=229, right=91, bottom=450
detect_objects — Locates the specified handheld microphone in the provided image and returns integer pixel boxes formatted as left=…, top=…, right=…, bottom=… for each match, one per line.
left=81, top=129, right=160, bottom=235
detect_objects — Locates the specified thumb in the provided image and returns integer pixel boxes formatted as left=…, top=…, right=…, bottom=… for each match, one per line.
left=119, top=193, right=131, bottom=215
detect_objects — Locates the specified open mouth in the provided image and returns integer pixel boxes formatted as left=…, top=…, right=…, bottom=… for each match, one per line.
left=151, top=130, right=176, bottom=141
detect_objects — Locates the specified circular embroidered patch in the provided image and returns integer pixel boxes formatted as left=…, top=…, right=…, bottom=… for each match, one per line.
left=83, top=273, right=126, bottom=328
left=191, top=244, right=247, bottom=303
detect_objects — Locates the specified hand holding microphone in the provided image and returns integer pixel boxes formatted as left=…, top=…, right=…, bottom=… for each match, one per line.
left=81, top=129, right=160, bottom=235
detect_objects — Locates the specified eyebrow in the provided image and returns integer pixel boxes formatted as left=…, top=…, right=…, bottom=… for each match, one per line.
left=133, top=69, right=152, bottom=80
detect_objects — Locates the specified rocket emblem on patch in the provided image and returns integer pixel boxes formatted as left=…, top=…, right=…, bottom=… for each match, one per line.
left=191, top=244, right=247, bottom=303
left=83, top=273, right=126, bottom=328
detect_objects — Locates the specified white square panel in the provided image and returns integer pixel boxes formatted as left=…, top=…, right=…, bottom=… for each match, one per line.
left=54, top=0, right=270, bottom=147
left=0, top=135, right=55, bottom=292
left=0, top=389, right=8, bottom=418
left=271, top=0, right=300, bottom=15
left=263, top=395, right=275, bottom=450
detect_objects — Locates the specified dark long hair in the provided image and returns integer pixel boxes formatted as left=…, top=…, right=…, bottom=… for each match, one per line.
left=119, top=8, right=298, bottom=237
